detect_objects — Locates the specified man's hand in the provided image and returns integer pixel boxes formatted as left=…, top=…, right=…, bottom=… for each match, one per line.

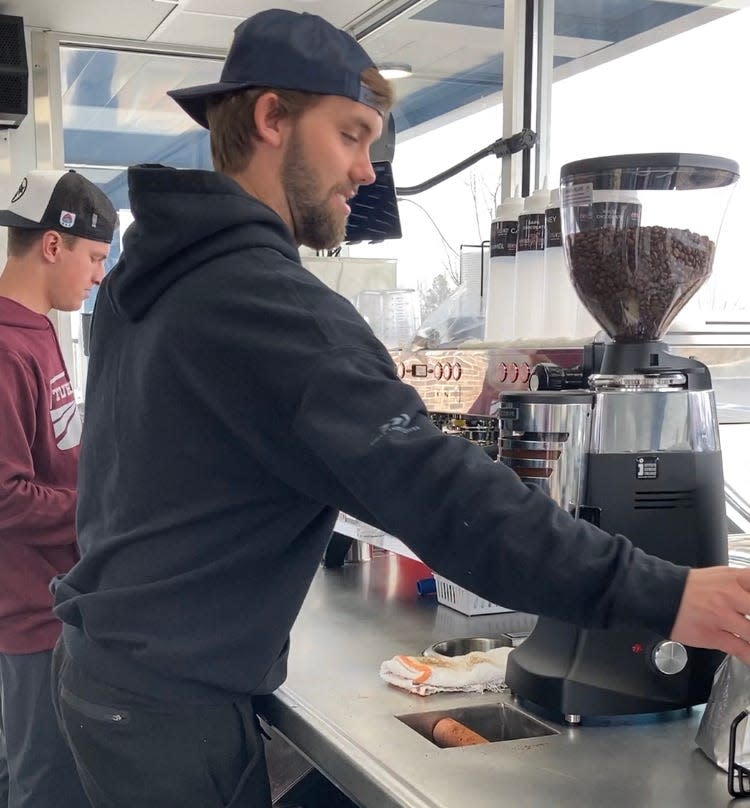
left=671, top=566, right=750, bottom=664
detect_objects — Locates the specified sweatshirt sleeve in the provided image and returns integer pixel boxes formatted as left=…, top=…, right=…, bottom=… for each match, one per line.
left=289, top=346, right=688, bottom=638
left=0, top=350, right=77, bottom=547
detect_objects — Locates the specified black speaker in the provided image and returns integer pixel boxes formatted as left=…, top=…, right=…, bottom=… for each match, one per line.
left=0, top=15, right=27, bottom=130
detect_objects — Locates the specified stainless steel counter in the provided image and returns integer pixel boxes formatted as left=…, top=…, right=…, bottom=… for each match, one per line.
left=258, top=552, right=735, bottom=808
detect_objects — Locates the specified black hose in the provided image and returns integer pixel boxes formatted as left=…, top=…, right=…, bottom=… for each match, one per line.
left=394, top=128, right=537, bottom=196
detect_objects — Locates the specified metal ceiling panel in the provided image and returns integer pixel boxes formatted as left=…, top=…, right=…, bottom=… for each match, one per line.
left=365, top=18, right=505, bottom=74
left=554, top=33, right=611, bottom=59
left=554, top=0, right=720, bottom=40
left=148, top=10, right=244, bottom=47
left=0, top=0, right=170, bottom=40
left=178, top=0, right=377, bottom=28
left=412, top=0, right=504, bottom=29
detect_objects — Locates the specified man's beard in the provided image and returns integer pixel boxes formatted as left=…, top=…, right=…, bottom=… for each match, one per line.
left=281, top=132, right=349, bottom=250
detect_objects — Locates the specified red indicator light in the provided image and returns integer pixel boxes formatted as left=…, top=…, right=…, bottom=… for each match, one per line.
left=631, top=643, right=644, bottom=654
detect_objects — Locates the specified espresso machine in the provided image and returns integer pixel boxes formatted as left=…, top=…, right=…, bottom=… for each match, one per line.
left=503, top=153, right=740, bottom=723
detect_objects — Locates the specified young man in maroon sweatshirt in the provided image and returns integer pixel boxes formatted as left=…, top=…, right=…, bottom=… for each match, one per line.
left=0, top=170, right=116, bottom=808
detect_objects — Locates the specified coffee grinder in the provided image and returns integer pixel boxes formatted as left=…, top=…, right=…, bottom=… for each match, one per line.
left=503, top=153, right=739, bottom=723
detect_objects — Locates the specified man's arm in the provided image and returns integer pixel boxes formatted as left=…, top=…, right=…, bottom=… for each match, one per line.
left=0, top=350, right=77, bottom=547
left=287, top=346, right=750, bottom=658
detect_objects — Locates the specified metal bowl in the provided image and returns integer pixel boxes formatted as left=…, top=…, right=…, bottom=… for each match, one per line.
left=422, top=637, right=512, bottom=658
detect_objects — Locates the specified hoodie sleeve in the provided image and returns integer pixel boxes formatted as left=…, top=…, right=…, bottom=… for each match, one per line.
left=0, top=350, right=77, bottom=547
left=288, top=345, right=687, bottom=638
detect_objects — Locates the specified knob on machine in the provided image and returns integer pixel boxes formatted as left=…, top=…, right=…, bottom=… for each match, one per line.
left=652, top=641, right=688, bottom=676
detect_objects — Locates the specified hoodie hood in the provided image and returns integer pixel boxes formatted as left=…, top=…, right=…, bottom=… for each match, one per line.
left=107, top=165, right=301, bottom=321
left=0, top=296, right=51, bottom=330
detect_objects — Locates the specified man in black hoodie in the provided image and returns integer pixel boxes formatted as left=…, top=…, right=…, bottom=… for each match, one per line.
left=50, top=8, right=750, bottom=808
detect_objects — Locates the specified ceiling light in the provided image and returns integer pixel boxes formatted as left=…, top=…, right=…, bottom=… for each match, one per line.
left=378, top=63, right=412, bottom=80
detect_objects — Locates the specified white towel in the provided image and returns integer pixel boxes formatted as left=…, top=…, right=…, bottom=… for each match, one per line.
left=379, top=646, right=512, bottom=696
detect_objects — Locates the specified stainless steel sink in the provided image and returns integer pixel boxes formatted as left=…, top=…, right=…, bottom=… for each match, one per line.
left=422, top=634, right=527, bottom=657
left=396, top=702, right=558, bottom=746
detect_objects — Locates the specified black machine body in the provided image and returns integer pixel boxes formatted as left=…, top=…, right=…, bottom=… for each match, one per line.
left=503, top=348, right=728, bottom=722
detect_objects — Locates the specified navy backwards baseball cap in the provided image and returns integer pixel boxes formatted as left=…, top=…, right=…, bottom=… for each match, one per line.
left=0, top=169, right=117, bottom=244
left=168, top=9, right=386, bottom=129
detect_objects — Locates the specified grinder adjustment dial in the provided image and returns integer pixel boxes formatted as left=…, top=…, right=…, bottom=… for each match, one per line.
left=651, top=640, right=688, bottom=675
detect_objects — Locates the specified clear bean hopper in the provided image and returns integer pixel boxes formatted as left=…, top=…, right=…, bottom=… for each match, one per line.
left=560, top=153, right=738, bottom=367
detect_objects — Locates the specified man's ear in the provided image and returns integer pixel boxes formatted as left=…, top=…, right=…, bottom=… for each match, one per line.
left=40, top=230, right=64, bottom=262
left=253, top=92, right=292, bottom=149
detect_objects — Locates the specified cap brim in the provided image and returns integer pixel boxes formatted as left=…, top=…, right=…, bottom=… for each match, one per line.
left=168, top=80, right=256, bottom=129
left=0, top=210, right=46, bottom=230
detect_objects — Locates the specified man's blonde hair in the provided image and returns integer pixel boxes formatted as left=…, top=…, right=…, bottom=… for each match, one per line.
left=206, top=67, right=394, bottom=174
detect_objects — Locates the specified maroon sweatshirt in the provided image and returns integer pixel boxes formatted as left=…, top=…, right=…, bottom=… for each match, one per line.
left=0, top=296, right=80, bottom=653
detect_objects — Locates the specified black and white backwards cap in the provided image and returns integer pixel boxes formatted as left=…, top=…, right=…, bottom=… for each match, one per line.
left=0, top=169, right=117, bottom=244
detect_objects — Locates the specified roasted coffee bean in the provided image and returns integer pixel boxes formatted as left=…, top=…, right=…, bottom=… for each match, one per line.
left=566, top=225, right=714, bottom=340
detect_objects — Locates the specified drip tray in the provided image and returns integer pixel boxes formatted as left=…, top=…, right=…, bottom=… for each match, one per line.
left=397, top=703, right=558, bottom=747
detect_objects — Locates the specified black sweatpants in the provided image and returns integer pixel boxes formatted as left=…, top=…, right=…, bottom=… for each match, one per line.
left=0, top=648, right=89, bottom=807
left=51, top=640, right=272, bottom=808
left=0, top=716, right=9, bottom=807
